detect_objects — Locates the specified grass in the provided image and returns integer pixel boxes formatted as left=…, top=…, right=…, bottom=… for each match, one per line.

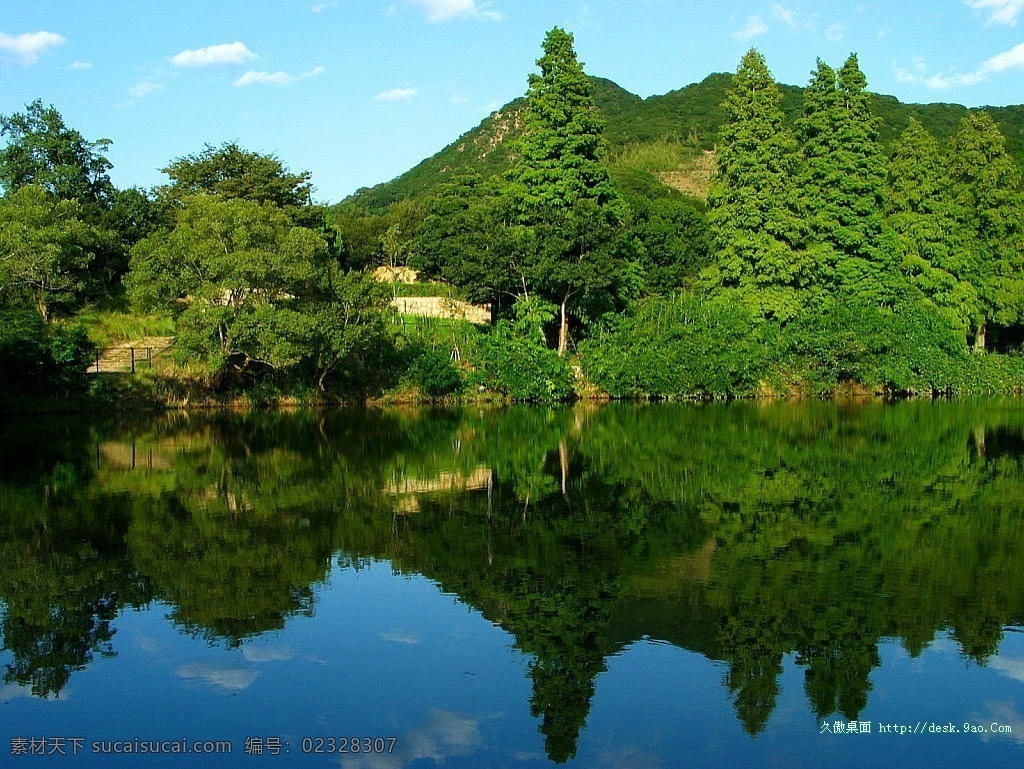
left=76, top=307, right=176, bottom=348
left=383, top=281, right=469, bottom=300
left=609, top=139, right=697, bottom=174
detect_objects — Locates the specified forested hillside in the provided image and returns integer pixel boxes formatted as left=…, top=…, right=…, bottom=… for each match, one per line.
left=348, top=72, right=1024, bottom=211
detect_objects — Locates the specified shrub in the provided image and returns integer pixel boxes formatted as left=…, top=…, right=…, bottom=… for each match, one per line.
left=475, top=321, right=573, bottom=402
left=581, top=293, right=767, bottom=398
left=406, top=346, right=464, bottom=397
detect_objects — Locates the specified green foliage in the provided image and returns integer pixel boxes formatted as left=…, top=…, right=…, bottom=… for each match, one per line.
left=949, top=111, right=1024, bottom=346
left=778, top=299, right=969, bottom=394
left=795, top=55, right=889, bottom=299
left=886, top=118, right=978, bottom=335
left=157, top=141, right=328, bottom=240
left=0, top=101, right=150, bottom=297
left=160, top=141, right=313, bottom=209
left=581, top=293, right=767, bottom=398
left=609, top=139, right=696, bottom=174
left=412, top=173, right=518, bottom=311
left=0, top=304, right=94, bottom=397
left=610, top=168, right=709, bottom=294
left=126, top=194, right=391, bottom=392
left=75, top=307, right=175, bottom=347
left=404, top=346, right=464, bottom=397
left=507, top=27, right=617, bottom=213
left=475, top=300, right=573, bottom=401
left=703, top=49, right=809, bottom=321
left=0, top=185, right=104, bottom=320
left=46, top=322, right=94, bottom=394
left=330, top=203, right=387, bottom=268
left=0, top=99, right=114, bottom=206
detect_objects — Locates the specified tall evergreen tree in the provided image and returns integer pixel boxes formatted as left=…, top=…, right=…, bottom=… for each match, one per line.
left=797, top=55, right=890, bottom=302
left=506, top=27, right=616, bottom=213
left=704, top=49, right=807, bottom=321
left=885, top=118, right=978, bottom=336
left=949, top=112, right=1024, bottom=350
left=505, top=27, right=624, bottom=355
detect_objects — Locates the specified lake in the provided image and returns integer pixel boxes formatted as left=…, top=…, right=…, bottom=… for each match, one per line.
left=1, top=401, right=1023, bottom=768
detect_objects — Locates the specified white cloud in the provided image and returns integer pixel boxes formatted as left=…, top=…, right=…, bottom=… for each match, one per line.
left=980, top=40, right=1024, bottom=72
left=904, top=41, right=1024, bottom=90
left=380, top=630, right=422, bottom=645
left=170, top=41, right=256, bottom=67
left=234, top=66, right=325, bottom=87
left=966, top=0, right=1024, bottom=25
left=0, top=684, right=36, bottom=702
left=893, top=56, right=928, bottom=83
left=925, top=71, right=988, bottom=89
left=0, top=31, right=66, bottom=65
left=235, top=70, right=292, bottom=86
left=69, top=60, right=93, bottom=70
left=128, top=81, right=164, bottom=98
left=405, top=0, right=502, bottom=22
left=733, top=16, right=768, bottom=40
left=311, top=0, right=339, bottom=11
left=176, top=663, right=258, bottom=690
left=771, top=4, right=798, bottom=28
left=449, top=94, right=470, bottom=105
left=341, top=710, right=481, bottom=769
left=990, top=656, right=1024, bottom=684
left=374, top=87, right=418, bottom=101
left=825, top=23, right=845, bottom=41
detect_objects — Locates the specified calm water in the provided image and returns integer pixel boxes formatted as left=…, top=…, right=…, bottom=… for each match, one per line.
left=1, top=401, right=1023, bottom=768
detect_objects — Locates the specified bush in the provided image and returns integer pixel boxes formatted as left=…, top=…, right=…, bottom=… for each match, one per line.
left=0, top=305, right=95, bottom=398
left=779, top=299, right=968, bottom=394
left=405, top=346, right=463, bottom=397
left=475, top=322, right=573, bottom=402
left=581, top=293, right=767, bottom=398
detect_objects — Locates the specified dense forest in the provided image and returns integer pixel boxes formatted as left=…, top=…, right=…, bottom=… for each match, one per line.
left=2, top=27, right=1023, bottom=407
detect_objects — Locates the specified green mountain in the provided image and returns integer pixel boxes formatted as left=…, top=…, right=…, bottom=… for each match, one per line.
left=346, top=73, right=1024, bottom=211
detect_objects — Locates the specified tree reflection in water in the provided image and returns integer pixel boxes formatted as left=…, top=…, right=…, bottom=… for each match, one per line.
left=1, top=401, right=1022, bottom=761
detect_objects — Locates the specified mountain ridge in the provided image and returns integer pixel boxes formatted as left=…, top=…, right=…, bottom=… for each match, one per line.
left=344, top=72, right=1024, bottom=211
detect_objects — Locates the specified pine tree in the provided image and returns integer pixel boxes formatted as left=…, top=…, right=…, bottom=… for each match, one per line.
left=704, top=48, right=807, bottom=321
left=885, top=118, right=979, bottom=337
left=796, top=55, right=889, bottom=301
left=507, top=27, right=616, bottom=212
left=504, top=27, right=623, bottom=355
left=949, top=112, right=1024, bottom=350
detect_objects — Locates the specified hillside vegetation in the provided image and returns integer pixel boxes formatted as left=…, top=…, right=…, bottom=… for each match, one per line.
left=347, top=73, right=1024, bottom=211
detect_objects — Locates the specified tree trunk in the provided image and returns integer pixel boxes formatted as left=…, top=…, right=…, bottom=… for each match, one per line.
left=558, top=439, right=569, bottom=495
left=557, top=296, right=570, bottom=357
left=973, top=322, right=987, bottom=353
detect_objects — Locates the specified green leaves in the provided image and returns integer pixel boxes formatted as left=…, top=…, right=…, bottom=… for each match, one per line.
left=0, top=99, right=114, bottom=207
left=127, top=194, right=390, bottom=389
left=508, top=28, right=615, bottom=213
left=0, top=185, right=103, bottom=320
left=704, top=49, right=808, bottom=321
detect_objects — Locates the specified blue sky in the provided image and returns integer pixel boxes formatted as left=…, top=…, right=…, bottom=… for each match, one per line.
left=2, top=0, right=1022, bottom=203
